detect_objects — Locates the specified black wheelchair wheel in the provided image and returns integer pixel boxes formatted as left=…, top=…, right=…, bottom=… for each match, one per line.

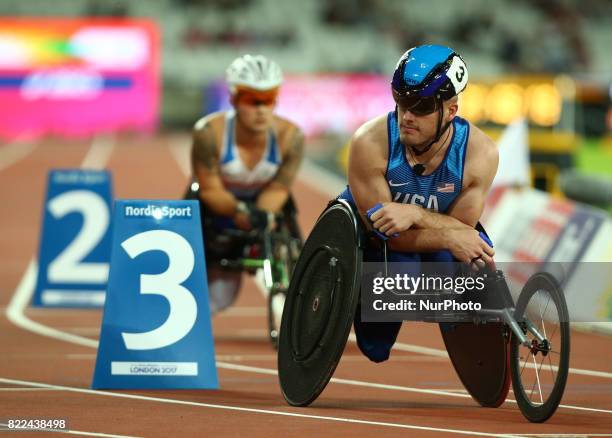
left=278, top=200, right=363, bottom=407
left=510, top=272, right=570, bottom=423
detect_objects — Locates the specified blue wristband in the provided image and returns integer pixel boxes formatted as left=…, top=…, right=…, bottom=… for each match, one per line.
left=366, top=203, right=399, bottom=240
left=479, top=231, right=494, bottom=248
left=366, top=203, right=384, bottom=219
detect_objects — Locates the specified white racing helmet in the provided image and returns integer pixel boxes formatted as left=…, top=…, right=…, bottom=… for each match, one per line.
left=226, top=54, right=283, bottom=92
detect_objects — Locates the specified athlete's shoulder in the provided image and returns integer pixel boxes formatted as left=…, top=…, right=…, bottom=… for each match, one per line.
left=464, top=121, right=498, bottom=184
left=352, top=113, right=388, bottom=151
left=273, top=114, right=300, bottom=131
left=193, top=111, right=226, bottom=135
left=272, top=115, right=304, bottom=154
left=273, top=114, right=303, bottom=138
left=466, top=121, right=498, bottom=162
left=349, top=114, right=389, bottom=171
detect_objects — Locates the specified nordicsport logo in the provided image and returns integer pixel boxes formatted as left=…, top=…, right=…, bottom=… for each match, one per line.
left=124, top=205, right=193, bottom=220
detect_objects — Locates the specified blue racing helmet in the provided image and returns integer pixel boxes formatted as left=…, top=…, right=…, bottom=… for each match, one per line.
left=391, top=45, right=468, bottom=115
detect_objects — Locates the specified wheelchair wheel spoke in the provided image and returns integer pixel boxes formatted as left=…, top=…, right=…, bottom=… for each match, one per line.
left=534, top=351, right=549, bottom=402
left=537, top=290, right=545, bottom=317
left=537, top=351, right=548, bottom=378
left=531, top=353, right=544, bottom=404
left=519, top=348, right=530, bottom=379
left=547, top=355, right=558, bottom=383
left=540, top=293, right=552, bottom=339
left=548, top=324, right=558, bottom=344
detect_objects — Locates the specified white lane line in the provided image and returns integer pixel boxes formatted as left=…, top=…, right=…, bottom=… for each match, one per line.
left=517, top=433, right=612, bottom=438
left=63, top=432, right=140, bottom=438
left=513, top=435, right=612, bottom=437
left=0, top=139, right=38, bottom=172
left=67, top=354, right=97, bottom=360
left=6, top=260, right=98, bottom=349
left=61, top=431, right=140, bottom=438
left=356, top=334, right=451, bottom=358
left=220, top=306, right=267, bottom=317
left=64, top=327, right=100, bottom=336
left=167, top=135, right=191, bottom=177
left=80, top=135, right=115, bottom=170
left=389, top=336, right=612, bottom=380
left=217, top=355, right=277, bottom=361
left=218, top=361, right=474, bottom=400
left=0, top=377, right=522, bottom=438
left=515, top=435, right=612, bottom=437
left=216, top=362, right=612, bottom=415
left=0, top=423, right=140, bottom=438
left=0, top=387, right=59, bottom=391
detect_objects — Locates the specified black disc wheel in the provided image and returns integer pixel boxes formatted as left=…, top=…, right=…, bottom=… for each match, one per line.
left=510, top=272, right=570, bottom=423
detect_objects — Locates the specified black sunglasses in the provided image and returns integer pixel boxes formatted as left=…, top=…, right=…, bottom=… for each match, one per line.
left=393, top=93, right=439, bottom=116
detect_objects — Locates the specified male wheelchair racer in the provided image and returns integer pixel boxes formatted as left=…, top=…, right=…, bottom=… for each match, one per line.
left=277, top=199, right=570, bottom=423
left=185, top=183, right=303, bottom=348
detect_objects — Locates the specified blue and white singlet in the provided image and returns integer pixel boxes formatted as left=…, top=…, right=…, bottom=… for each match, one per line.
left=340, top=112, right=470, bottom=214
left=220, top=110, right=281, bottom=199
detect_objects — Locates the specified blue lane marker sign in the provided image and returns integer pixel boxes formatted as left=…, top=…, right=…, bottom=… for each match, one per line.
left=92, top=200, right=218, bottom=390
left=33, top=169, right=113, bottom=307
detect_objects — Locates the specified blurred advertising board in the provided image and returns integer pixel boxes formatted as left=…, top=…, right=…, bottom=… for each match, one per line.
left=205, top=74, right=395, bottom=137
left=484, top=187, right=611, bottom=321
left=206, top=73, right=581, bottom=141
left=0, top=18, right=159, bottom=140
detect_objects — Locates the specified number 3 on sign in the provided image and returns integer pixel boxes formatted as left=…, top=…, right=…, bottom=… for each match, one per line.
left=120, top=230, right=197, bottom=351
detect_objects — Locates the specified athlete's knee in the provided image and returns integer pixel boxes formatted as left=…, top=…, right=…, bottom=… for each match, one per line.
left=356, top=340, right=393, bottom=363
left=353, top=312, right=401, bottom=363
left=208, top=288, right=239, bottom=314
left=207, top=268, right=241, bottom=314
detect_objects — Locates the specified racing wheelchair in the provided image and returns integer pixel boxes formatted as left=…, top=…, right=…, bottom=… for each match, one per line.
left=185, top=183, right=302, bottom=348
left=277, top=199, right=570, bottom=423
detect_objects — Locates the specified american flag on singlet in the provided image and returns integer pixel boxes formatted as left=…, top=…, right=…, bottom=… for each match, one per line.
left=436, top=182, right=455, bottom=193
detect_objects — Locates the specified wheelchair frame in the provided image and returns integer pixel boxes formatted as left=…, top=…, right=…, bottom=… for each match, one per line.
left=279, top=199, right=570, bottom=423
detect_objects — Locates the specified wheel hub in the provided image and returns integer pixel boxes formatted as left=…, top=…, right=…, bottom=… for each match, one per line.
left=529, top=338, right=551, bottom=356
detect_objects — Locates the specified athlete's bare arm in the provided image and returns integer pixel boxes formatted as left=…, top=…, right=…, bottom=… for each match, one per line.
left=446, top=125, right=498, bottom=226
left=348, top=115, right=394, bottom=224
left=191, top=117, right=240, bottom=216
left=256, top=125, right=305, bottom=213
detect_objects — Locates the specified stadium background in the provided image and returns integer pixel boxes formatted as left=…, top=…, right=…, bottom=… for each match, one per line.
left=0, top=0, right=611, bottom=436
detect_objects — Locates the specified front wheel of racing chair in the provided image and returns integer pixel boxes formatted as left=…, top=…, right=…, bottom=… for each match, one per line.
left=267, top=195, right=304, bottom=349
left=510, top=272, right=570, bottom=423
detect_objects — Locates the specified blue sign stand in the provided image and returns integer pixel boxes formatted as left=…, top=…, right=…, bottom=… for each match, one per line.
left=92, top=200, right=218, bottom=390
left=33, top=169, right=113, bottom=307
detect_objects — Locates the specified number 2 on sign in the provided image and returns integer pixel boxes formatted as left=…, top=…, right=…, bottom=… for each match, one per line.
left=47, top=190, right=109, bottom=283
left=120, top=230, right=198, bottom=350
